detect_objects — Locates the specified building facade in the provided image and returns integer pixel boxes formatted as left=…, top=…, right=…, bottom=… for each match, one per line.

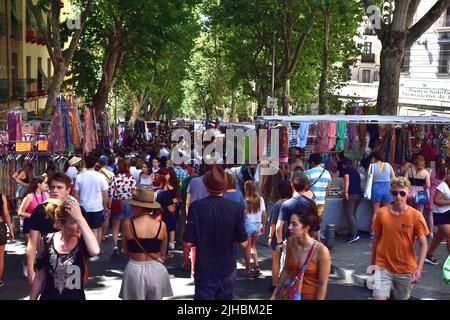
left=338, top=1, right=450, bottom=117
left=0, top=0, right=69, bottom=119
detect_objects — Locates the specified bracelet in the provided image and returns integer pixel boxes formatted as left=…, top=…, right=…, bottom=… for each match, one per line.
left=268, top=237, right=273, bottom=239
left=277, top=242, right=284, bottom=245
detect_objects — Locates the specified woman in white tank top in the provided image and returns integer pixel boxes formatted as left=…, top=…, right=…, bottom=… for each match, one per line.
left=138, top=162, right=152, bottom=189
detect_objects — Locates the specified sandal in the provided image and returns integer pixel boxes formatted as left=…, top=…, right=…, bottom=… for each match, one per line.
left=254, top=266, right=261, bottom=275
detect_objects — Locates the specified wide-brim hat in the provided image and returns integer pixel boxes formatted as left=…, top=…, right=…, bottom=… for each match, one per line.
left=68, top=156, right=82, bottom=166
left=126, top=188, right=161, bottom=209
left=203, top=165, right=228, bottom=195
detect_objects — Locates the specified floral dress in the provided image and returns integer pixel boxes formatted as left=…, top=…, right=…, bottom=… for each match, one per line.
left=109, top=174, right=136, bottom=220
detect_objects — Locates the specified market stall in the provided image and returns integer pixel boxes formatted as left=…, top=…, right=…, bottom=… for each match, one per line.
left=257, top=114, right=450, bottom=234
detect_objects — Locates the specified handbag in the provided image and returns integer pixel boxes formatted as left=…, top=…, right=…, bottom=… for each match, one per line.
left=276, top=240, right=319, bottom=300
left=444, top=254, right=450, bottom=284
left=110, top=199, right=125, bottom=215
left=364, top=164, right=374, bottom=200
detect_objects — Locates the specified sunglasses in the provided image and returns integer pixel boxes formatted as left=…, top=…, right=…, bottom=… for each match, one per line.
left=391, top=191, right=407, bottom=197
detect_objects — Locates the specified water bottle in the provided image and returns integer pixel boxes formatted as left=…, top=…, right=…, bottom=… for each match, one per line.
left=324, top=224, right=335, bottom=249
left=444, top=255, right=450, bottom=285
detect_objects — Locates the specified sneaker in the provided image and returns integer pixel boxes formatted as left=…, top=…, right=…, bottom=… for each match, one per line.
left=169, top=241, right=175, bottom=250
left=113, top=246, right=119, bottom=256
left=0, top=281, right=4, bottom=288
left=346, top=235, right=360, bottom=244
left=89, top=256, right=99, bottom=262
left=241, top=270, right=255, bottom=278
left=425, top=255, right=439, bottom=266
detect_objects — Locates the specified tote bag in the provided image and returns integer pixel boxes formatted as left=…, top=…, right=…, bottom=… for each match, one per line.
left=364, top=164, right=374, bottom=200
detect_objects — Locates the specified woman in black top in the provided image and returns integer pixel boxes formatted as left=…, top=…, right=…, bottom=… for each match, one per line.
left=120, top=188, right=173, bottom=300
left=30, top=199, right=100, bottom=300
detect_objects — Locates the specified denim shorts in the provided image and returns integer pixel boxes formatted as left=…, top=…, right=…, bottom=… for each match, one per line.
left=111, top=200, right=133, bottom=220
left=371, top=182, right=392, bottom=204
left=245, top=221, right=260, bottom=236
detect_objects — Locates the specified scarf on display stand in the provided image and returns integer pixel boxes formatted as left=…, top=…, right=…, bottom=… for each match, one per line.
left=84, top=107, right=93, bottom=154
left=49, top=99, right=66, bottom=153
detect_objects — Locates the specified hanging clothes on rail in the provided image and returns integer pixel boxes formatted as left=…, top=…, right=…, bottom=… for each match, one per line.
left=60, top=97, right=74, bottom=153
left=84, top=107, right=94, bottom=154
left=48, top=100, right=66, bottom=153
left=394, top=127, right=412, bottom=164
left=7, top=111, right=22, bottom=150
left=69, top=96, right=83, bottom=149
left=327, top=122, right=336, bottom=150
left=92, top=108, right=99, bottom=147
left=357, top=123, right=367, bottom=152
left=367, top=124, right=380, bottom=149
left=315, top=123, right=328, bottom=153
left=335, top=122, right=347, bottom=151
left=347, top=123, right=357, bottom=151
left=279, top=125, right=289, bottom=163
left=297, top=122, right=310, bottom=149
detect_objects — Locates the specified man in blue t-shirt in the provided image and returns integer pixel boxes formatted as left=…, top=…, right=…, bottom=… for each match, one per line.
left=183, top=166, right=248, bottom=300
left=342, top=158, right=362, bottom=243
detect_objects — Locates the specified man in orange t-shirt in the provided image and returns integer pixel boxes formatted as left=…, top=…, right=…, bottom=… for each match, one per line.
left=371, top=177, right=429, bottom=300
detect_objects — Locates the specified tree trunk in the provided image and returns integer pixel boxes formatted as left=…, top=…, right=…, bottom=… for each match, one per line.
left=318, top=12, right=331, bottom=115
left=92, top=31, right=125, bottom=118
left=44, top=63, right=66, bottom=116
left=282, top=77, right=293, bottom=115
left=376, top=30, right=406, bottom=115
left=129, top=96, right=143, bottom=127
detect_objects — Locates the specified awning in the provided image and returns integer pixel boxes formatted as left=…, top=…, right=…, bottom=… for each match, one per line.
left=257, top=115, right=450, bottom=125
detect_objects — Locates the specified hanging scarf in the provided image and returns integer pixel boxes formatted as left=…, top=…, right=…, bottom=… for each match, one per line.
left=69, top=96, right=83, bottom=148
left=335, top=122, right=347, bottom=151
left=60, top=97, right=73, bottom=152
left=49, top=100, right=66, bottom=152
left=84, top=107, right=93, bottom=154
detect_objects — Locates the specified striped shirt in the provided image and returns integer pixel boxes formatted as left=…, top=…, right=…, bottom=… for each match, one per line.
left=306, top=167, right=331, bottom=205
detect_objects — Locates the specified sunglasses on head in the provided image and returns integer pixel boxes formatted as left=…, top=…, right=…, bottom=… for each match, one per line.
left=391, top=191, right=407, bottom=197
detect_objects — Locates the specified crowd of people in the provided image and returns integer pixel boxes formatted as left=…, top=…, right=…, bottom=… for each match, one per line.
left=0, top=137, right=448, bottom=301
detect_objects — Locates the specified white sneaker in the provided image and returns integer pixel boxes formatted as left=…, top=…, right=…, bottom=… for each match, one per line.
left=169, top=241, right=175, bottom=250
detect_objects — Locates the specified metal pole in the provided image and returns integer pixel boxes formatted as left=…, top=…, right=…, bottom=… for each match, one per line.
left=271, top=33, right=275, bottom=116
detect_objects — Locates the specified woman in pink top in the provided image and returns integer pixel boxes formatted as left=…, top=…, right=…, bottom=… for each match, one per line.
left=425, top=157, right=447, bottom=238
left=18, top=175, right=49, bottom=277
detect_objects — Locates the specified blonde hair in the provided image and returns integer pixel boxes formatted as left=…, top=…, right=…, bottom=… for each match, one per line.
left=244, top=181, right=260, bottom=214
left=390, top=177, right=411, bottom=189
left=415, top=155, right=426, bottom=171
left=44, top=199, right=70, bottom=225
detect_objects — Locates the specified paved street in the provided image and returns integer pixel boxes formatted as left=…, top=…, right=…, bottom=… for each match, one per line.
left=0, top=228, right=372, bottom=300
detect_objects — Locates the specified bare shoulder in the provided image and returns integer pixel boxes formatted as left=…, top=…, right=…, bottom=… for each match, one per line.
left=317, top=242, right=330, bottom=259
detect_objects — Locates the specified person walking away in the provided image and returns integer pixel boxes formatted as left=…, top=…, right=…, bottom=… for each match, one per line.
left=120, top=189, right=173, bottom=300
left=0, top=193, right=14, bottom=288
left=183, top=165, right=248, bottom=300
left=371, top=177, right=429, bottom=300
left=29, top=199, right=100, bottom=300
left=267, top=180, right=292, bottom=293
left=26, top=173, right=82, bottom=285
left=108, top=159, right=136, bottom=256
left=405, top=155, right=430, bottom=226
left=162, top=167, right=180, bottom=251
left=306, top=153, right=331, bottom=239
left=272, top=205, right=331, bottom=300
left=425, top=169, right=450, bottom=265
left=98, top=155, right=114, bottom=242
left=424, top=157, right=447, bottom=240
left=369, top=150, right=396, bottom=237
left=242, top=181, right=266, bottom=278
left=74, top=154, right=109, bottom=252
left=18, top=176, right=49, bottom=277
left=184, top=164, right=210, bottom=276
left=342, top=158, right=362, bottom=243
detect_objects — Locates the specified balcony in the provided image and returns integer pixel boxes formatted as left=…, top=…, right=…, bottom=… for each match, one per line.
left=361, top=53, right=376, bottom=63
left=0, top=79, right=8, bottom=103
left=437, top=16, right=450, bottom=31
left=12, top=79, right=26, bottom=99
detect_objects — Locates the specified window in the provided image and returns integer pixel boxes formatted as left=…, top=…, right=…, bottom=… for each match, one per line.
left=37, top=57, right=43, bottom=91
left=363, top=42, right=372, bottom=55
left=438, top=43, right=450, bottom=74
left=401, top=47, right=411, bottom=73
left=361, top=70, right=372, bottom=83
left=26, top=56, right=31, bottom=80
